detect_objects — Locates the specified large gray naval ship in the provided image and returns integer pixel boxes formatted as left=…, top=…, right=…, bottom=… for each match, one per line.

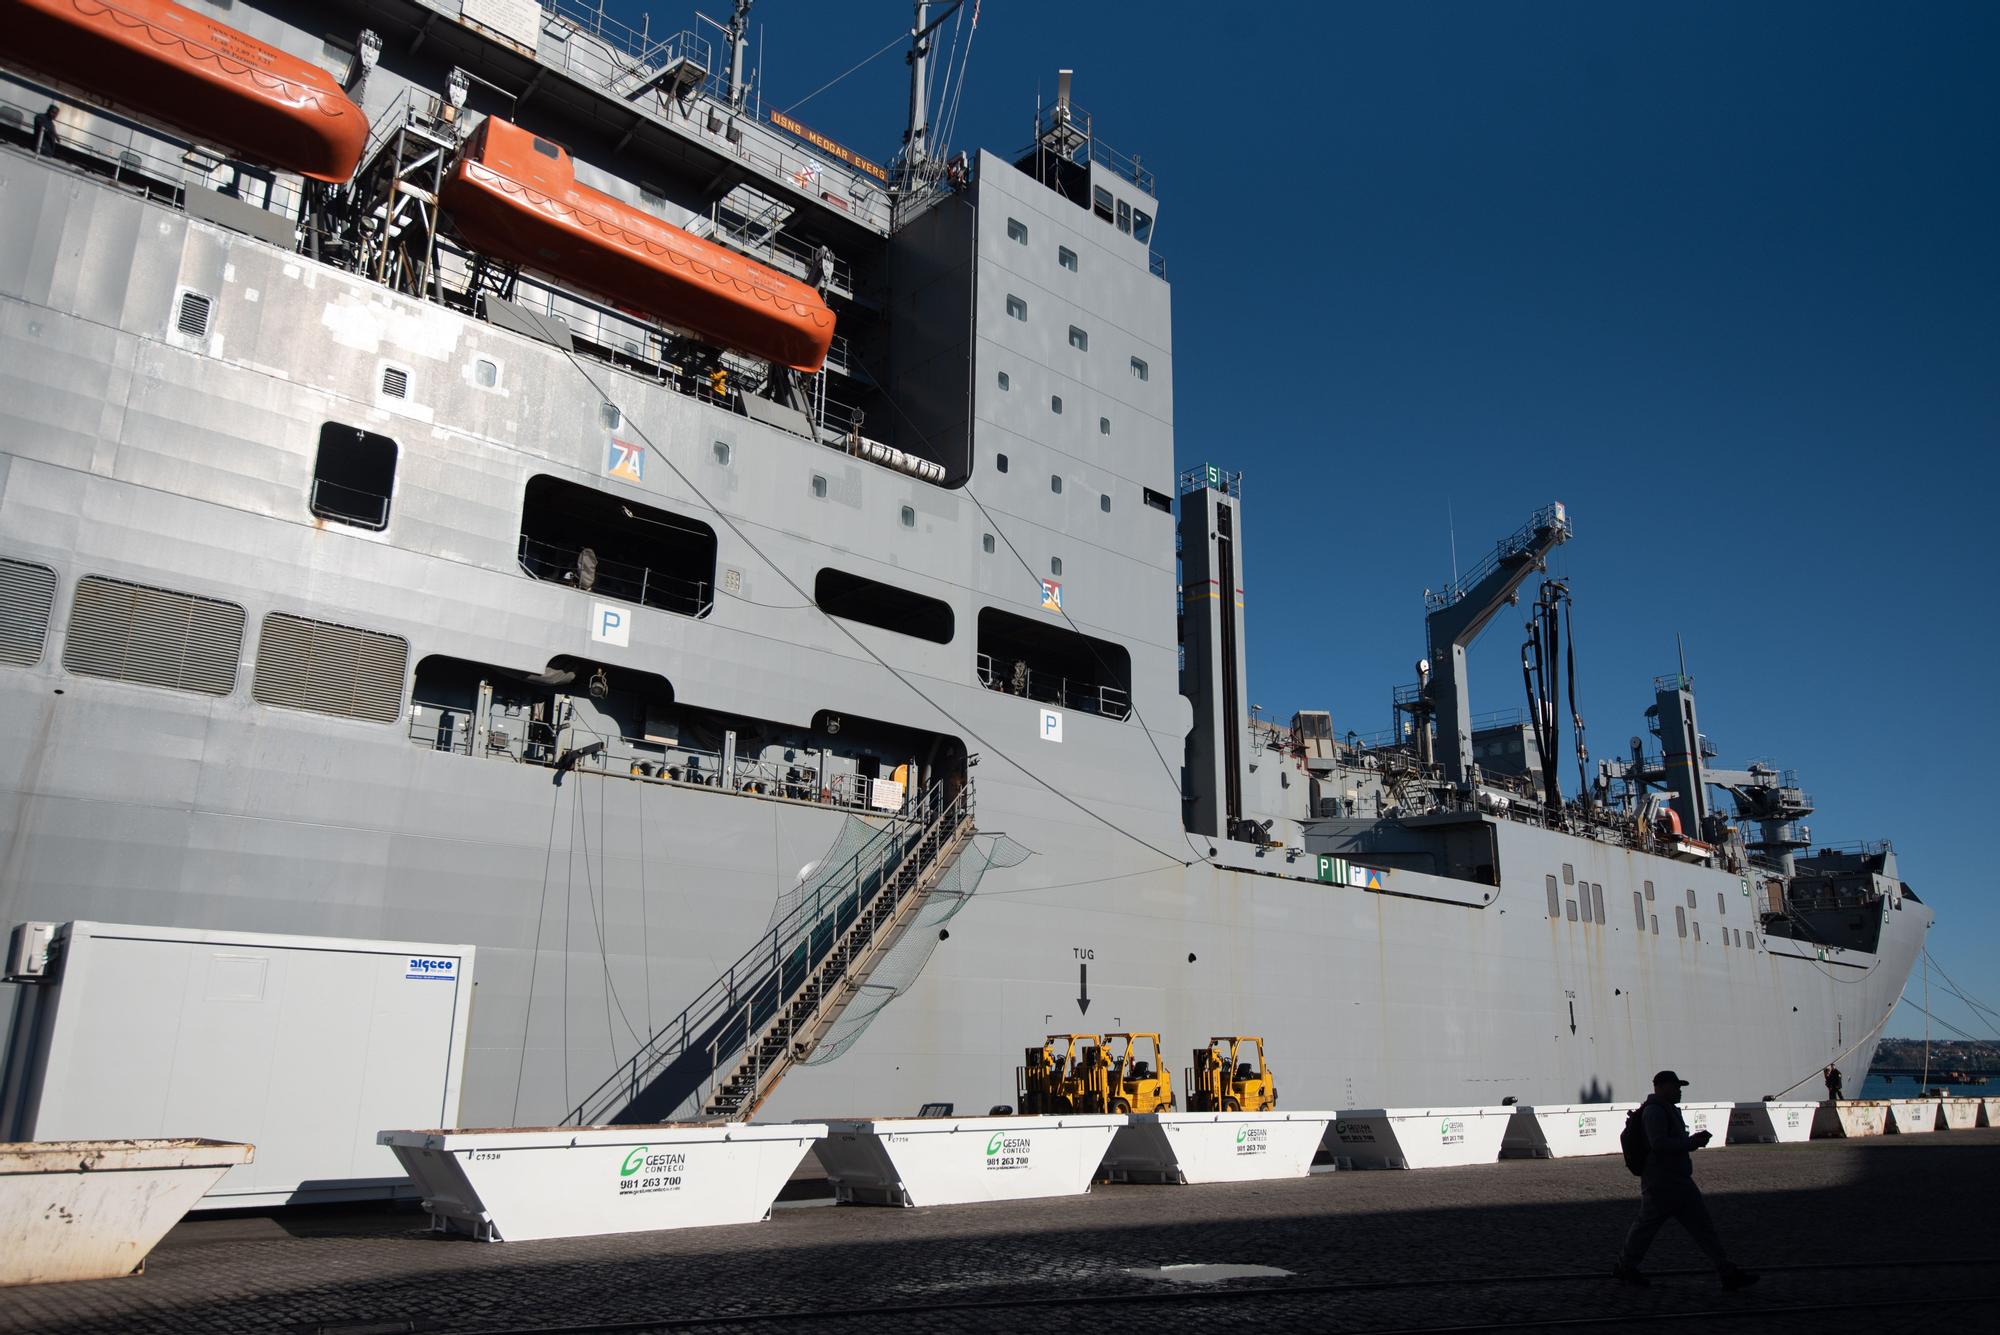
left=0, top=0, right=1929, bottom=1130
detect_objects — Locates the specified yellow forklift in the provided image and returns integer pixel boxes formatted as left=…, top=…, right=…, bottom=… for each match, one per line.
left=1099, top=1032, right=1175, bottom=1113
left=1186, top=1036, right=1278, bottom=1111
left=1018, top=1034, right=1103, bottom=1114
left=1017, top=1032, right=1176, bottom=1114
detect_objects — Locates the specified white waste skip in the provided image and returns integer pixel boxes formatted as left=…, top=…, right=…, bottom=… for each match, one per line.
left=1102, top=1111, right=1331, bottom=1184
left=1727, top=1101, right=1815, bottom=1144
left=813, top=1115, right=1123, bottom=1207
left=1, top=1139, right=253, bottom=1285
left=1500, top=1104, right=1624, bottom=1158
left=1321, top=1107, right=1511, bottom=1169
left=1936, top=1098, right=1979, bottom=1130
left=376, top=1122, right=825, bottom=1241
left=1811, top=1101, right=1888, bottom=1138
left=1884, top=1099, right=1937, bottom=1134
left=1981, top=1098, right=2000, bottom=1128
left=1676, top=1101, right=1734, bottom=1146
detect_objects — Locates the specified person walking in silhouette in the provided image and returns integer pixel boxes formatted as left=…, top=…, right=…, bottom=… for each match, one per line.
left=1823, top=1064, right=1844, bottom=1101
left=1614, top=1070, right=1758, bottom=1290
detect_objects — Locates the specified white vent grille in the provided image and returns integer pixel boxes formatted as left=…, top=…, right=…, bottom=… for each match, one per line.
left=252, top=612, right=406, bottom=723
left=63, top=575, right=242, bottom=695
left=381, top=366, right=409, bottom=398
left=176, top=292, right=211, bottom=338
left=0, top=558, right=59, bottom=666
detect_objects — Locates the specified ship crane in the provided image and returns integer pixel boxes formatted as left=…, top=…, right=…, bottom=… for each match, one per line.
left=1418, top=503, right=1572, bottom=791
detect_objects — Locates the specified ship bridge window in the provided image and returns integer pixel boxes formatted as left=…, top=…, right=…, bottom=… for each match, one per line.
left=0, top=558, right=59, bottom=667
left=1093, top=186, right=1114, bottom=223
left=519, top=475, right=716, bottom=617
left=1132, top=209, right=1153, bottom=243
left=252, top=612, right=407, bottom=724
left=311, top=423, right=397, bottom=531
left=1144, top=487, right=1171, bottom=513
left=815, top=569, right=954, bottom=644
left=63, top=575, right=243, bottom=697
left=977, top=606, right=1131, bottom=720
left=1117, top=199, right=1131, bottom=233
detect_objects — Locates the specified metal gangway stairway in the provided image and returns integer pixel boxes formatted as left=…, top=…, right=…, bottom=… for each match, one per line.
left=564, top=782, right=975, bottom=1126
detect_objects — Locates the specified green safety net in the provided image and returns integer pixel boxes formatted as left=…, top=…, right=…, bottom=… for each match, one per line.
left=801, top=830, right=1033, bottom=1065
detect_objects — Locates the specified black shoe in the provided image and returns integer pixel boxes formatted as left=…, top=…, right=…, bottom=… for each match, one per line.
left=1720, top=1267, right=1759, bottom=1291
left=1613, top=1264, right=1650, bottom=1288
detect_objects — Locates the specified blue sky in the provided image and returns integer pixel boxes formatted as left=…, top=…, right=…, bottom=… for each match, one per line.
left=608, top=1, right=1998, bottom=1040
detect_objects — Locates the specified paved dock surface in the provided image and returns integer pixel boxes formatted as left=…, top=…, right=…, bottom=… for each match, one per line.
left=5, top=1130, right=1996, bottom=1334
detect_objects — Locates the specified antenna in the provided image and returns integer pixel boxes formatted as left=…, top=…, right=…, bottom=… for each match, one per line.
left=1448, top=499, right=1459, bottom=588
left=1676, top=632, right=1687, bottom=679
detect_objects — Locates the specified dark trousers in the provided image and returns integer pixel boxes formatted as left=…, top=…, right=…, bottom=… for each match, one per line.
left=1619, top=1179, right=1731, bottom=1270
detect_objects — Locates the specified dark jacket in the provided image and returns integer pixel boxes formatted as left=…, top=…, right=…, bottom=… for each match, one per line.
left=1639, top=1093, right=1702, bottom=1186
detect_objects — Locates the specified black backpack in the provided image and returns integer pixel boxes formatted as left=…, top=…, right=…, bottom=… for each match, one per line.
left=1621, top=1106, right=1649, bottom=1176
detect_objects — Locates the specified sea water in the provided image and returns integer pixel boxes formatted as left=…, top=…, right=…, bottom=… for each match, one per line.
left=1859, top=1073, right=1993, bottom=1099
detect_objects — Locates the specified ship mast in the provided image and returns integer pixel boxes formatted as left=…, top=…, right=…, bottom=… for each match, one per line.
left=902, top=0, right=967, bottom=185
left=725, top=0, right=753, bottom=112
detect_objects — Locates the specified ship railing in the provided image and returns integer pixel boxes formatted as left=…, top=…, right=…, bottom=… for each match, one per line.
left=706, top=204, right=857, bottom=295
left=308, top=478, right=390, bottom=530
left=1179, top=465, right=1243, bottom=497
left=1425, top=502, right=1573, bottom=612
left=975, top=653, right=1132, bottom=720
left=524, top=716, right=887, bottom=813
left=407, top=701, right=475, bottom=755
left=0, top=82, right=310, bottom=224
left=1025, top=102, right=1157, bottom=195
left=534, top=1, right=894, bottom=232
left=515, top=534, right=713, bottom=617
left=565, top=782, right=953, bottom=1127
left=1805, top=839, right=1894, bottom=859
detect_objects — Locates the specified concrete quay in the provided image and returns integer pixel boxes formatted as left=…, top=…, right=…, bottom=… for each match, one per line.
left=2, top=1128, right=1994, bottom=1335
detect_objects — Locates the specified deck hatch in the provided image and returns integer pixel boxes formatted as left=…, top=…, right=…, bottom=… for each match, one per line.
left=0, top=558, right=58, bottom=666
left=252, top=613, right=408, bottom=723
left=63, top=576, right=243, bottom=695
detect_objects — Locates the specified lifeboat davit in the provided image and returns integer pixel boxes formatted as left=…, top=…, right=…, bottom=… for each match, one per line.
left=9, top=0, right=370, bottom=182
left=441, top=116, right=837, bottom=373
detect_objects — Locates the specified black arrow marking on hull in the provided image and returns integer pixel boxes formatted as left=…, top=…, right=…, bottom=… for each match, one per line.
left=1078, top=962, right=1091, bottom=1015
left=1569, top=1000, right=1577, bottom=1035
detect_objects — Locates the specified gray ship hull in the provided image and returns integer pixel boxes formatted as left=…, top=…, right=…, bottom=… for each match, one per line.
left=0, top=9, right=1926, bottom=1132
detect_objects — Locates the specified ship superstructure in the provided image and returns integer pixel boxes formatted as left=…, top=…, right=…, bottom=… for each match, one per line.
left=0, top=1, right=1926, bottom=1133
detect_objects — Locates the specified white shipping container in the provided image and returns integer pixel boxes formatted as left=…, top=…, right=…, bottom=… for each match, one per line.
left=2, top=921, right=473, bottom=1208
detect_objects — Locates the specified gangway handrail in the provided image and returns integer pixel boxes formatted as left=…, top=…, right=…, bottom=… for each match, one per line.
left=565, top=781, right=953, bottom=1126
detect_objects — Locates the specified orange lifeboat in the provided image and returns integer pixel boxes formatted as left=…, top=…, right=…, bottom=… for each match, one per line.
left=441, top=116, right=836, bottom=373
left=9, top=0, right=370, bottom=182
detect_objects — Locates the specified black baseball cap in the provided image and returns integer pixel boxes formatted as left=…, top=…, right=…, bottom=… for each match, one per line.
left=1653, top=1070, right=1690, bottom=1088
